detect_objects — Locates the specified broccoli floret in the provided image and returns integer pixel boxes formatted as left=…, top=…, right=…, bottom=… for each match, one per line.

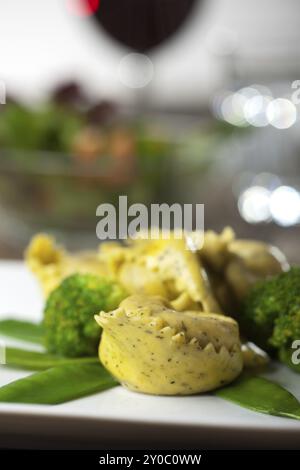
left=44, top=273, right=127, bottom=357
left=242, top=268, right=300, bottom=353
left=272, top=306, right=300, bottom=349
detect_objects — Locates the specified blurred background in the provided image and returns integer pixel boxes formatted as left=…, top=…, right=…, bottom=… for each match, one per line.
left=0, top=0, right=300, bottom=261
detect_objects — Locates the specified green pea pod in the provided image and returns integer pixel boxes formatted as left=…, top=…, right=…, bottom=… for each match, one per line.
left=0, top=363, right=117, bottom=404
left=279, top=347, right=300, bottom=374
left=5, top=347, right=98, bottom=370
left=0, top=320, right=44, bottom=344
left=216, top=375, right=300, bottom=420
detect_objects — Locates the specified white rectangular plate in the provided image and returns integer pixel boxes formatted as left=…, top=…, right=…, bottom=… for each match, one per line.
left=0, top=261, right=299, bottom=449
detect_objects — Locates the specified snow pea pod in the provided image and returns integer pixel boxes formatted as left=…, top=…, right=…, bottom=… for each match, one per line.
left=0, top=363, right=117, bottom=404
left=5, top=347, right=98, bottom=370
left=0, top=320, right=44, bottom=344
left=215, top=375, right=300, bottom=420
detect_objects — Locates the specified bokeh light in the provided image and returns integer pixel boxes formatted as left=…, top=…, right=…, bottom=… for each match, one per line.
left=213, top=85, right=275, bottom=128
left=66, top=0, right=100, bottom=17
left=238, top=186, right=271, bottom=224
left=220, top=92, right=248, bottom=126
left=267, top=98, right=297, bottom=129
left=118, top=53, right=154, bottom=89
left=211, top=85, right=298, bottom=130
left=269, top=186, right=300, bottom=226
left=244, top=95, right=272, bottom=127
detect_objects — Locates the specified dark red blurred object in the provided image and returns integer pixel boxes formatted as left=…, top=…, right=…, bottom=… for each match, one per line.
left=92, top=0, right=200, bottom=52
left=86, top=101, right=118, bottom=125
left=66, top=0, right=100, bottom=17
left=51, top=82, right=90, bottom=110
